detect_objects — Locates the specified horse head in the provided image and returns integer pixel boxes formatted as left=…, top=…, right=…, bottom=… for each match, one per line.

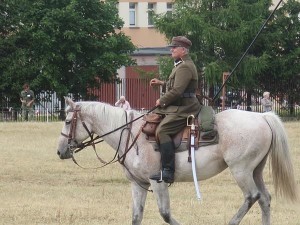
left=57, top=97, right=93, bottom=159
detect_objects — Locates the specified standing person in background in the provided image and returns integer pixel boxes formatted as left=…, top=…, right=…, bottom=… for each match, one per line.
left=261, top=91, right=272, bottom=112
left=20, top=83, right=35, bottom=121
left=115, top=96, right=131, bottom=110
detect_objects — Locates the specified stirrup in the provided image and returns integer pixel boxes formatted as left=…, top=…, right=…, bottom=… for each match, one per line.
left=157, top=170, right=163, bottom=183
left=149, top=170, right=163, bottom=183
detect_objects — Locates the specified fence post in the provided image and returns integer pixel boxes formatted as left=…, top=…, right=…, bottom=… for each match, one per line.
left=222, top=72, right=229, bottom=111
left=46, top=108, right=49, bottom=123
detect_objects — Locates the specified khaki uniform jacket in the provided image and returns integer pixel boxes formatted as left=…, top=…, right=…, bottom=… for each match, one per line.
left=156, top=55, right=201, bottom=118
left=20, top=90, right=35, bottom=108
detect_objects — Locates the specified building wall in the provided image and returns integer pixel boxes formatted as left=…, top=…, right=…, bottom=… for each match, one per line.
left=118, top=0, right=173, bottom=48
left=121, top=28, right=168, bottom=48
left=117, top=0, right=288, bottom=48
left=117, top=55, right=162, bottom=79
left=132, top=55, right=160, bottom=66
left=116, top=0, right=288, bottom=80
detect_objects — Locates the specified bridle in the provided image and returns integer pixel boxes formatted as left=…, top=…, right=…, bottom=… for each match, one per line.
left=60, top=104, right=158, bottom=168
left=60, top=105, right=106, bottom=164
left=60, top=105, right=81, bottom=149
left=60, top=104, right=158, bottom=192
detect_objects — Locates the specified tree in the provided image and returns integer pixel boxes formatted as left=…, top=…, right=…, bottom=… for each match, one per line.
left=0, top=0, right=28, bottom=108
left=261, top=0, right=300, bottom=114
left=154, top=0, right=273, bottom=108
left=0, top=0, right=135, bottom=113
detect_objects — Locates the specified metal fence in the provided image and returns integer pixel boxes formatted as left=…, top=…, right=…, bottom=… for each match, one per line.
left=1, top=78, right=300, bottom=122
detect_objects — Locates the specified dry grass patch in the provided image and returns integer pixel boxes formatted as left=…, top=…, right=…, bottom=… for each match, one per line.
left=0, top=121, right=299, bottom=225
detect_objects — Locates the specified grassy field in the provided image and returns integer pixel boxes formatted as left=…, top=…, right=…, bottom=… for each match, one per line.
left=0, top=121, right=299, bottom=225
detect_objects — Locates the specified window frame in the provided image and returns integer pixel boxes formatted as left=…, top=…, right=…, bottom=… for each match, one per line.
left=148, top=3, right=156, bottom=27
left=166, top=2, right=173, bottom=17
left=129, top=2, right=137, bottom=26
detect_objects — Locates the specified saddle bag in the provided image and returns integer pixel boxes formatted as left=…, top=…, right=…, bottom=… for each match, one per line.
left=142, top=113, right=163, bottom=136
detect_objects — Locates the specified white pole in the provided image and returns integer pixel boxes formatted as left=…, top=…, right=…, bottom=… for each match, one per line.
left=46, top=108, right=49, bottom=123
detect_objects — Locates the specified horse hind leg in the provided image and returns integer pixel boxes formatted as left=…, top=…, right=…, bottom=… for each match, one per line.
left=229, top=170, right=261, bottom=225
left=253, top=155, right=271, bottom=225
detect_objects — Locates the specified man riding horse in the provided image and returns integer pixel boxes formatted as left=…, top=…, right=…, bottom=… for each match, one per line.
left=149, top=36, right=203, bottom=183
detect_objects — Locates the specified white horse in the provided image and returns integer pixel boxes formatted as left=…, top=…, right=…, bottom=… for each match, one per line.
left=57, top=98, right=298, bottom=225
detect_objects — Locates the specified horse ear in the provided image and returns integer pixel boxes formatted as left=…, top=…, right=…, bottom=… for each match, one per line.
left=64, top=97, right=76, bottom=108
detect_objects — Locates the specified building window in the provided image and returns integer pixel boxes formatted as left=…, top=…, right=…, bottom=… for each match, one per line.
left=166, top=3, right=173, bottom=17
left=129, top=3, right=136, bottom=26
left=148, top=3, right=156, bottom=26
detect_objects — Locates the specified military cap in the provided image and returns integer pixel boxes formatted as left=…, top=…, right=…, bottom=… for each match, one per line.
left=167, top=36, right=192, bottom=48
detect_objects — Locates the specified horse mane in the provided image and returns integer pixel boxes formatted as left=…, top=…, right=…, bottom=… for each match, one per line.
left=65, top=100, right=142, bottom=129
left=79, top=101, right=129, bottom=128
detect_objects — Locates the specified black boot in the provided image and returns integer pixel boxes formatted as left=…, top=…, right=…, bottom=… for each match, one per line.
left=149, top=142, right=175, bottom=183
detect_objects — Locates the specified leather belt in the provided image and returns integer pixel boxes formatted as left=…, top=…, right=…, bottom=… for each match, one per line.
left=181, top=93, right=196, bottom=98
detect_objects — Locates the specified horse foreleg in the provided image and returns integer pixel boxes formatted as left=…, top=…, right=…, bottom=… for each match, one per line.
left=131, top=182, right=149, bottom=225
left=150, top=181, right=181, bottom=225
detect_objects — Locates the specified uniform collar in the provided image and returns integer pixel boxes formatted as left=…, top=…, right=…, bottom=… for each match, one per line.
left=174, top=58, right=183, bottom=67
left=173, top=55, right=190, bottom=67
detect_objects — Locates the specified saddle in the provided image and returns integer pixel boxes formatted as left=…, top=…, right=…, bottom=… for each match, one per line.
left=142, top=106, right=218, bottom=153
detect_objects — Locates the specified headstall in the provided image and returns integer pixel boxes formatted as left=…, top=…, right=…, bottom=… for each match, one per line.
left=60, top=105, right=105, bottom=163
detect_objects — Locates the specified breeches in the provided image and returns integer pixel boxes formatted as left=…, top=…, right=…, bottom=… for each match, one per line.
left=22, top=107, right=34, bottom=121
left=156, top=115, right=186, bottom=144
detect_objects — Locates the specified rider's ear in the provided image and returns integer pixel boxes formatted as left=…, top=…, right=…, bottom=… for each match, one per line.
left=64, top=97, right=76, bottom=109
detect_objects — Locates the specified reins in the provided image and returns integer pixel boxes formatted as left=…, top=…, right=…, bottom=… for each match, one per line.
left=61, top=105, right=158, bottom=169
left=74, top=105, right=158, bottom=153
left=61, top=104, right=158, bottom=192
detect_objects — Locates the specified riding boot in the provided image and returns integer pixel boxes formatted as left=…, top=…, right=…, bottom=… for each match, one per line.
left=149, top=142, right=175, bottom=183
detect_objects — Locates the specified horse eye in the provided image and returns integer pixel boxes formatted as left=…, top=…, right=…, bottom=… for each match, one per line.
left=65, top=120, right=71, bottom=125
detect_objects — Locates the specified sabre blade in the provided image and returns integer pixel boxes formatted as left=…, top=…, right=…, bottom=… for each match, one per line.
left=191, top=137, right=202, bottom=200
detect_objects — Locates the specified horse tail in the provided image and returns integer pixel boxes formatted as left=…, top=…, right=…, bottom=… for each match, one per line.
left=263, top=112, right=298, bottom=202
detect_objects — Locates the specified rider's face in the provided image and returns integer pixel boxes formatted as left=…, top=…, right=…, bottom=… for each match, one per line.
left=171, top=46, right=185, bottom=59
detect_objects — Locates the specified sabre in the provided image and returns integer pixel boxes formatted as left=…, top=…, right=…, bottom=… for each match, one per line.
left=187, top=115, right=202, bottom=200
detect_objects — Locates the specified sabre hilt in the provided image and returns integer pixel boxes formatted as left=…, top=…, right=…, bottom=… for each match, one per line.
left=187, top=115, right=196, bottom=131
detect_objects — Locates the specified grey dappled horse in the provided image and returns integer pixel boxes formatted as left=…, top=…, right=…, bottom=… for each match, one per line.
left=57, top=98, right=298, bottom=225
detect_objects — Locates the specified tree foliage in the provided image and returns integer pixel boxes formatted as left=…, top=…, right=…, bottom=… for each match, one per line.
left=0, top=0, right=136, bottom=106
left=260, top=0, right=300, bottom=111
left=154, top=0, right=300, bottom=105
left=261, top=0, right=300, bottom=92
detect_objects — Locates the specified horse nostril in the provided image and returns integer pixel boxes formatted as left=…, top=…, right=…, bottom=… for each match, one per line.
left=57, top=151, right=60, bottom=156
